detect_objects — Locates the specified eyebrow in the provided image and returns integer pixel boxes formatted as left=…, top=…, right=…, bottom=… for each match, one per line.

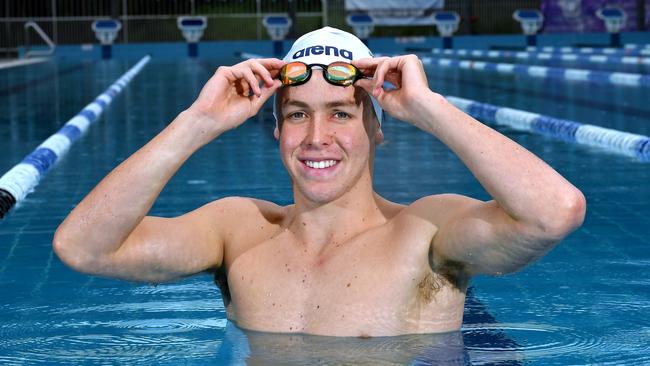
left=325, top=99, right=358, bottom=109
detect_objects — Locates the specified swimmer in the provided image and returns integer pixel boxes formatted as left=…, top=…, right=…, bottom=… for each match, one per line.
left=53, top=27, right=585, bottom=337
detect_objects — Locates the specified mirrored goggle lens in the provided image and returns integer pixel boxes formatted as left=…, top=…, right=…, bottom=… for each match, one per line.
left=326, top=62, right=358, bottom=86
left=281, top=63, right=309, bottom=85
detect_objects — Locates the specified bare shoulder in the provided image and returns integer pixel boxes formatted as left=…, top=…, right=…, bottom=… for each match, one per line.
left=201, top=196, right=286, bottom=234
left=203, top=196, right=286, bottom=219
left=400, top=193, right=483, bottom=226
left=204, top=196, right=288, bottom=264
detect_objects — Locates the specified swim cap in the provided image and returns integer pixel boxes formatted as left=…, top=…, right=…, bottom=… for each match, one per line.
left=273, top=26, right=383, bottom=127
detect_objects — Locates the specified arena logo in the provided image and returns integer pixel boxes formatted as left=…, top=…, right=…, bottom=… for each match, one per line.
left=292, top=45, right=352, bottom=60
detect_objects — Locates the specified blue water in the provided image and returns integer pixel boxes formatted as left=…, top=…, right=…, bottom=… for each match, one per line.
left=0, top=54, right=649, bottom=365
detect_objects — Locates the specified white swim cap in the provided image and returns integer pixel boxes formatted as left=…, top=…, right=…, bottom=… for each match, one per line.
left=273, top=26, right=383, bottom=127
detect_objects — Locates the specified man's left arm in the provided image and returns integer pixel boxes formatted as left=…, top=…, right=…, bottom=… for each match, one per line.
left=354, top=55, right=586, bottom=276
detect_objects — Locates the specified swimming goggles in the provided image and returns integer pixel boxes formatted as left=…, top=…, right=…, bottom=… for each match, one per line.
left=280, top=61, right=364, bottom=87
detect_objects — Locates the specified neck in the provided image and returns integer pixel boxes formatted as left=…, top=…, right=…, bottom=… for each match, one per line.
left=287, top=173, right=386, bottom=251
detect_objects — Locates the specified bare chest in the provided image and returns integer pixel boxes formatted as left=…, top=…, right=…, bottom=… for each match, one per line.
left=223, top=230, right=466, bottom=336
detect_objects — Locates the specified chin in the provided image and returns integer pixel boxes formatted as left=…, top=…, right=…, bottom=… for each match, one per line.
left=296, top=183, right=346, bottom=205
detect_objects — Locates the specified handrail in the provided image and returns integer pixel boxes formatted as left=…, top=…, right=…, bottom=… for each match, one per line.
left=24, top=21, right=56, bottom=57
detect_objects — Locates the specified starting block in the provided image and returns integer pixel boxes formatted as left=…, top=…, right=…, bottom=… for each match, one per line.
left=433, top=12, right=460, bottom=49
left=92, top=19, right=121, bottom=59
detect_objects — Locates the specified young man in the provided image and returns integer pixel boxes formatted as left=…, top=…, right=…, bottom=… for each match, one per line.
left=53, top=27, right=585, bottom=337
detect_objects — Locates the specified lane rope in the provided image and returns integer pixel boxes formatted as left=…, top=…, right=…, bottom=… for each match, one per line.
left=446, top=96, right=650, bottom=161
left=527, top=46, right=650, bottom=57
left=419, top=56, right=650, bottom=88
left=430, top=48, right=650, bottom=69
left=0, top=55, right=151, bottom=219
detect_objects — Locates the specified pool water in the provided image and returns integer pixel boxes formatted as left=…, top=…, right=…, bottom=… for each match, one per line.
left=0, top=56, right=649, bottom=365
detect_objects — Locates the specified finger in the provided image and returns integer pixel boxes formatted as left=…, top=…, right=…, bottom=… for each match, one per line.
left=355, top=78, right=374, bottom=94
left=250, top=61, right=275, bottom=87
left=383, top=70, right=402, bottom=88
left=353, top=56, right=386, bottom=70
left=252, top=58, right=285, bottom=83
left=354, top=57, right=388, bottom=78
left=234, top=79, right=248, bottom=96
left=256, top=58, right=286, bottom=73
left=372, top=58, right=392, bottom=94
left=241, top=68, right=262, bottom=97
left=373, top=57, right=401, bottom=94
left=231, top=69, right=253, bottom=96
left=251, top=79, right=282, bottom=110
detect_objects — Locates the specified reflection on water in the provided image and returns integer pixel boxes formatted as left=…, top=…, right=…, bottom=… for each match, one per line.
left=219, top=323, right=468, bottom=366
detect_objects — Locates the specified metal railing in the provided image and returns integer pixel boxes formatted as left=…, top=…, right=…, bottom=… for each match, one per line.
left=5, top=0, right=646, bottom=56
left=24, top=21, right=56, bottom=57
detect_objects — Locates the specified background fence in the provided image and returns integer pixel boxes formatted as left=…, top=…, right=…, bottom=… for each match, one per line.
left=1, top=0, right=647, bottom=58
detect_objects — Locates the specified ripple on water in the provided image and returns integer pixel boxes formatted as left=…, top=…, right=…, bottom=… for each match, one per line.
left=0, top=318, right=226, bottom=364
left=109, top=317, right=227, bottom=334
left=2, top=334, right=223, bottom=364
left=462, top=322, right=649, bottom=365
left=57, top=298, right=223, bottom=314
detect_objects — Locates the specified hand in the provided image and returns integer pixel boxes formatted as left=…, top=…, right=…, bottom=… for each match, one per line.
left=353, top=55, right=435, bottom=127
left=188, top=58, right=284, bottom=135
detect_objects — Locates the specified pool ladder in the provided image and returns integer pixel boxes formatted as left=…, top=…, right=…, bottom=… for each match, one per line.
left=24, top=21, right=56, bottom=58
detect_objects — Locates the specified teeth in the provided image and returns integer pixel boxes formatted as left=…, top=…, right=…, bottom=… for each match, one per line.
left=305, top=160, right=337, bottom=169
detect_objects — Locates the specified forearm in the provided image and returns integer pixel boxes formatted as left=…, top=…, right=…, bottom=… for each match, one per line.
left=415, top=92, right=585, bottom=234
left=54, top=109, right=220, bottom=261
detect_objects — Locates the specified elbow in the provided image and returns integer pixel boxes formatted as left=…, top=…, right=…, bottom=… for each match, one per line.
left=52, top=229, right=97, bottom=274
left=52, top=230, right=79, bottom=270
left=538, top=188, right=586, bottom=241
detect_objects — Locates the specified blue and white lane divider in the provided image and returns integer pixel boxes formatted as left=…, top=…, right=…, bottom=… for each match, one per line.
left=527, top=46, right=650, bottom=57
left=431, top=48, right=650, bottom=68
left=446, top=96, right=650, bottom=161
left=624, top=44, right=650, bottom=50
left=0, top=55, right=151, bottom=218
left=420, top=56, right=650, bottom=88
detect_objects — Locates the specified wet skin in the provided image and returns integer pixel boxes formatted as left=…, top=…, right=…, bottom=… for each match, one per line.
left=53, top=55, right=585, bottom=338
left=214, top=73, right=468, bottom=336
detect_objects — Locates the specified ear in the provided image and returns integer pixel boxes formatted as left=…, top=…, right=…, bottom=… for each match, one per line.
left=273, top=126, right=280, bottom=140
left=374, top=127, right=384, bottom=144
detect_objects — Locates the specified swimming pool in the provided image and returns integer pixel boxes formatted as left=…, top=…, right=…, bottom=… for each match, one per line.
left=0, top=50, right=649, bottom=364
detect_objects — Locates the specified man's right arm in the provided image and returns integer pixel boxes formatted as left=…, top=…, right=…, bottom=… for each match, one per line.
left=53, top=110, right=223, bottom=283
left=53, top=59, right=284, bottom=283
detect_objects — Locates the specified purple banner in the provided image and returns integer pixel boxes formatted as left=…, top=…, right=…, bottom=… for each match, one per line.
left=541, top=0, right=650, bottom=33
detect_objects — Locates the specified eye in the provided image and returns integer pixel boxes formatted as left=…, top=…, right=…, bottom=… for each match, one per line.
left=287, top=111, right=307, bottom=120
left=333, top=111, right=350, bottom=120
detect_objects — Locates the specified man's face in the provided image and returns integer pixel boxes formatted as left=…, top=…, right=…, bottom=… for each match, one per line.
left=276, top=71, right=380, bottom=204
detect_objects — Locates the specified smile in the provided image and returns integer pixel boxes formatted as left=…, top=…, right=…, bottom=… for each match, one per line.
left=303, top=160, right=338, bottom=169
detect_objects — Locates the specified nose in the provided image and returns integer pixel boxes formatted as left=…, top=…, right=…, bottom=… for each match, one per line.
left=303, top=114, right=332, bottom=148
